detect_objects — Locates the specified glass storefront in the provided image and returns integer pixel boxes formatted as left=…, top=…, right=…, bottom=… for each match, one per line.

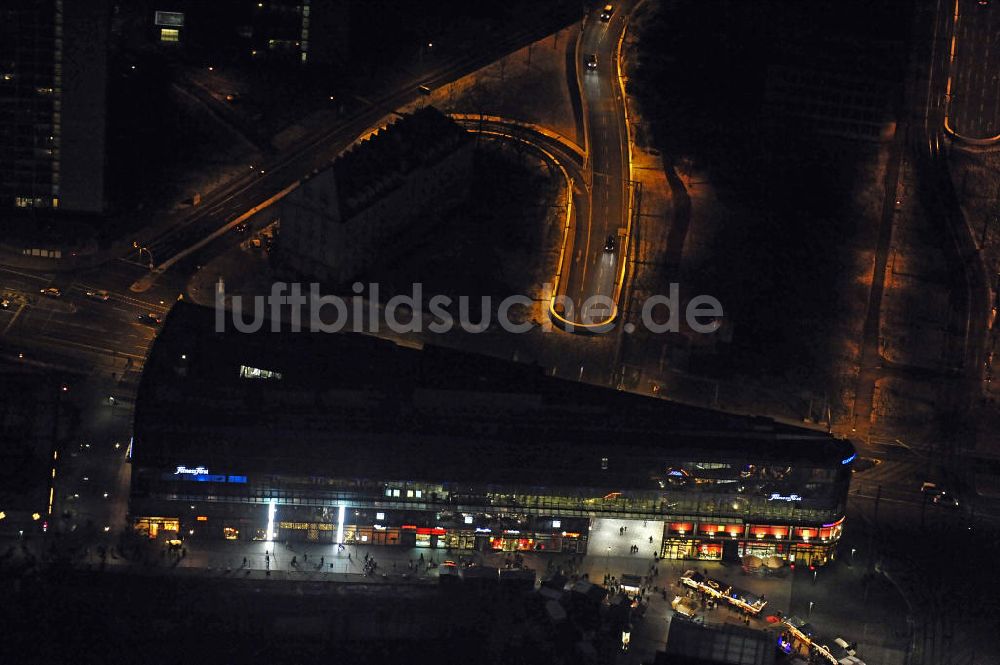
left=740, top=541, right=778, bottom=558
left=345, top=525, right=402, bottom=545
left=663, top=538, right=696, bottom=559
left=659, top=518, right=839, bottom=564
left=278, top=521, right=335, bottom=543
left=133, top=517, right=179, bottom=539
left=443, top=531, right=477, bottom=549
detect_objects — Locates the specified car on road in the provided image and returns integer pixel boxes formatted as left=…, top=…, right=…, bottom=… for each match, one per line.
left=0, top=298, right=9, bottom=309
left=922, top=482, right=960, bottom=508
left=600, top=4, right=614, bottom=20
left=40, top=287, right=62, bottom=298
left=85, top=290, right=111, bottom=301
left=586, top=53, right=598, bottom=70
left=920, top=481, right=943, bottom=496
left=138, top=313, right=162, bottom=326
left=234, top=222, right=249, bottom=233
left=604, top=233, right=617, bottom=252
left=833, top=638, right=856, bottom=656
left=932, top=493, right=960, bottom=509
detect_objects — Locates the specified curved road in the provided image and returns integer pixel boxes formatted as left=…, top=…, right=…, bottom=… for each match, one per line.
left=562, top=4, right=632, bottom=326
left=947, top=0, right=1000, bottom=140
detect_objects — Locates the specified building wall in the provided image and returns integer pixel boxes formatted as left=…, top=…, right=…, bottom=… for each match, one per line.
left=0, top=0, right=60, bottom=210
left=129, top=459, right=849, bottom=565
left=59, top=0, right=109, bottom=213
left=0, top=0, right=108, bottom=214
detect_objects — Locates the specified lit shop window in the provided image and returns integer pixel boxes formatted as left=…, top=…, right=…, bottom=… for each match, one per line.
left=160, top=28, right=179, bottom=42
left=239, top=365, right=282, bottom=380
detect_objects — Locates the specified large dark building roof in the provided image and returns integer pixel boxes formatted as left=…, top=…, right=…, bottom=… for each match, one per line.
left=133, top=303, right=854, bottom=489
left=318, top=106, right=471, bottom=220
left=657, top=619, right=777, bottom=665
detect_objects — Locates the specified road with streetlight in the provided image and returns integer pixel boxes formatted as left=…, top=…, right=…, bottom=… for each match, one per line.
left=558, top=2, right=632, bottom=326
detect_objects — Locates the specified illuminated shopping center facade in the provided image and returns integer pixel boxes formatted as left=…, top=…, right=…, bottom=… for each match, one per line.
left=130, top=304, right=855, bottom=567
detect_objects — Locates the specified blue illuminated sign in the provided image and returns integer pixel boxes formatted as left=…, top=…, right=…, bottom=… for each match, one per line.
left=192, top=474, right=226, bottom=482
left=841, top=454, right=857, bottom=465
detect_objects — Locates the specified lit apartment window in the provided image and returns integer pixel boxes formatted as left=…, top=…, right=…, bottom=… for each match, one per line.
left=414, top=490, right=422, bottom=498
left=239, top=365, right=282, bottom=379
left=160, top=28, right=179, bottom=42
left=406, top=490, right=414, bottom=498
left=15, top=197, right=33, bottom=208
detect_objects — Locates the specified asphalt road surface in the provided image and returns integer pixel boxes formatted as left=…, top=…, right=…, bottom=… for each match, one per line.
left=948, top=0, right=1000, bottom=139
left=563, top=4, right=631, bottom=325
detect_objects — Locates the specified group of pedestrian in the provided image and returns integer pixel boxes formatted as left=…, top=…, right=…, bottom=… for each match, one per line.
left=363, top=552, right=378, bottom=576
left=628, top=544, right=640, bottom=554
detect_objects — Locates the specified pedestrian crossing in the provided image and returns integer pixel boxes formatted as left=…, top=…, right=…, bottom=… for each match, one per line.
left=849, top=457, right=925, bottom=499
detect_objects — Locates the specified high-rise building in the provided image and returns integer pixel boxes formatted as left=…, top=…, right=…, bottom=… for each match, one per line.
left=0, top=0, right=109, bottom=215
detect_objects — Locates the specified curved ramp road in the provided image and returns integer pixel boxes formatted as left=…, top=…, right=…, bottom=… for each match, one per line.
left=559, top=2, right=632, bottom=328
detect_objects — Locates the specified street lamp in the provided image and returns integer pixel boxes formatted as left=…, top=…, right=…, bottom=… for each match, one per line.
left=808, top=601, right=814, bottom=618
left=132, top=241, right=154, bottom=269
left=850, top=548, right=856, bottom=567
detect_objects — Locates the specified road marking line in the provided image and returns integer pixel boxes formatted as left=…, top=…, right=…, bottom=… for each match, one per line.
left=1, top=302, right=26, bottom=336
left=0, top=266, right=51, bottom=282
left=36, top=335, right=149, bottom=361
